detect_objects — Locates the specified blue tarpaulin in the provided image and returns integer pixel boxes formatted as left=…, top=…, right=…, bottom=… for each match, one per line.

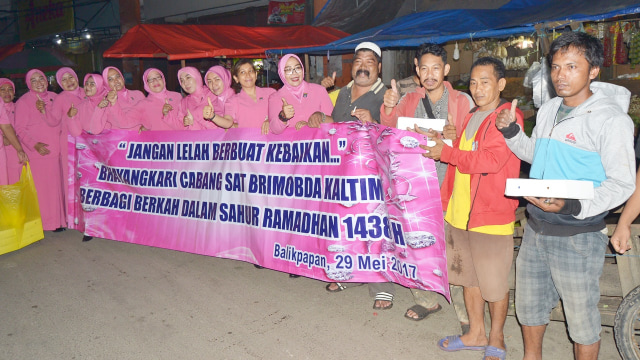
left=267, top=0, right=640, bottom=55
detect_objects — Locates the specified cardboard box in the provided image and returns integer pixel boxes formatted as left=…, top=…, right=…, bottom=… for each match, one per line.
left=504, top=178, right=594, bottom=199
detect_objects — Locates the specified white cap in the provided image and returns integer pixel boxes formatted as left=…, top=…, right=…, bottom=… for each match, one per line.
left=355, top=42, right=381, bottom=58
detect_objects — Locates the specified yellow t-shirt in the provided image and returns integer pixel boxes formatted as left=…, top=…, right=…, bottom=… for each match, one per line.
left=328, top=89, right=340, bottom=106
left=444, top=129, right=514, bottom=235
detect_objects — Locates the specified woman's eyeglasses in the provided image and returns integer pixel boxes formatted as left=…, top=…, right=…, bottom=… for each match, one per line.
left=284, top=66, right=302, bottom=75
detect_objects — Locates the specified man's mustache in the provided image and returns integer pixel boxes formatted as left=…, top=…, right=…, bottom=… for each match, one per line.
left=355, top=69, right=370, bottom=77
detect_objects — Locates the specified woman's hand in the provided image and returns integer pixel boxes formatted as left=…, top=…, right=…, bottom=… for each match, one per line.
left=184, top=109, right=194, bottom=126
left=281, top=98, right=294, bottom=121
left=162, top=99, right=173, bottom=117
left=203, top=98, right=215, bottom=120
left=34, top=142, right=50, bottom=156
left=36, top=95, right=46, bottom=114
left=67, top=103, right=78, bottom=118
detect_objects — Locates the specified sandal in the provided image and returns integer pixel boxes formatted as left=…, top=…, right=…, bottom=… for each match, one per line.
left=325, top=282, right=347, bottom=292
left=325, top=282, right=363, bottom=293
left=373, top=292, right=394, bottom=310
left=404, top=304, right=442, bottom=321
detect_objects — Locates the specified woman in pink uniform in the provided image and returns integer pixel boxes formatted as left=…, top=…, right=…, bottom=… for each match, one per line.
left=14, top=69, right=65, bottom=231
left=1, top=78, right=27, bottom=184
left=177, top=67, right=227, bottom=130
left=201, top=65, right=234, bottom=128
left=127, top=68, right=183, bottom=131
left=50, top=67, right=84, bottom=206
left=0, top=95, right=27, bottom=185
left=90, top=66, right=145, bottom=134
left=268, top=54, right=333, bottom=134
left=222, top=59, right=275, bottom=134
left=67, top=73, right=109, bottom=136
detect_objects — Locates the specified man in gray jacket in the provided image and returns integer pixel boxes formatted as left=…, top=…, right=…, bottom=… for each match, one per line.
left=496, top=32, right=635, bottom=360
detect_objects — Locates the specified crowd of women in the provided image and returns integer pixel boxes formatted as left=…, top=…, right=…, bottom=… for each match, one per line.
left=0, top=54, right=333, bottom=232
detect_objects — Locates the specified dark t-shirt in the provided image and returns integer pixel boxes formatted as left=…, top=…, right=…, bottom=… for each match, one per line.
left=331, top=78, right=386, bottom=123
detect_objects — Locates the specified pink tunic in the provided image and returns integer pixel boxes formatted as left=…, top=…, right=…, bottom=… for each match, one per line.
left=0, top=106, right=9, bottom=185
left=92, top=67, right=145, bottom=133
left=225, top=87, right=275, bottom=128
left=128, top=68, right=184, bottom=131
left=268, top=54, right=333, bottom=134
left=3, top=99, right=20, bottom=184
left=51, top=68, right=84, bottom=211
left=177, top=67, right=220, bottom=130
left=14, top=69, right=65, bottom=230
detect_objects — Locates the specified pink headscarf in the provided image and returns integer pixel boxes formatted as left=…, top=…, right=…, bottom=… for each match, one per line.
left=0, top=78, right=15, bottom=93
left=205, top=65, right=235, bottom=104
left=177, top=66, right=208, bottom=107
left=102, top=66, right=130, bottom=95
left=83, top=73, right=107, bottom=106
left=0, top=78, right=15, bottom=114
left=278, top=54, right=308, bottom=103
left=143, top=68, right=169, bottom=100
left=177, top=67, right=204, bottom=93
left=56, top=67, right=84, bottom=98
left=26, top=69, right=53, bottom=101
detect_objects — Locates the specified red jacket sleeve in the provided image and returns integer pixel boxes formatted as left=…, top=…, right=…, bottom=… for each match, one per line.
left=440, top=104, right=524, bottom=175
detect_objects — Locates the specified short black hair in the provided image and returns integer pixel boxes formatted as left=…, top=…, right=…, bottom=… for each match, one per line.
left=355, top=48, right=381, bottom=64
left=232, top=58, right=254, bottom=78
left=470, top=57, right=506, bottom=80
left=415, top=43, right=447, bottom=64
left=547, top=31, right=604, bottom=68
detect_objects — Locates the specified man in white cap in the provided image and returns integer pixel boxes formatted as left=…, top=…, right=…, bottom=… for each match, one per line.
left=310, top=42, right=393, bottom=311
left=307, top=41, right=386, bottom=127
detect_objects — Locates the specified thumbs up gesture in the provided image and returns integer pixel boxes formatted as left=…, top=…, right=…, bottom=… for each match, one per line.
left=184, top=109, right=194, bottom=126
left=203, top=97, right=215, bottom=120
left=383, top=79, right=400, bottom=111
left=280, top=97, right=294, bottom=122
left=67, top=103, right=78, bottom=118
left=321, top=71, right=337, bottom=89
left=106, top=90, right=118, bottom=105
left=36, top=94, right=46, bottom=113
left=162, top=98, right=173, bottom=116
left=496, top=99, right=518, bottom=130
left=442, top=113, right=457, bottom=141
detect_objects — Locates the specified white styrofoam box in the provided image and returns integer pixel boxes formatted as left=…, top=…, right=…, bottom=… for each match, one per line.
left=426, top=139, right=453, bottom=147
left=504, top=178, right=594, bottom=200
left=397, top=117, right=446, bottom=132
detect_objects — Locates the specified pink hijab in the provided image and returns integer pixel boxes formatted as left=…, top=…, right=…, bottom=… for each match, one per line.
left=102, top=66, right=129, bottom=95
left=177, top=66, right=210, bottom=109
left=143, top=68, right=169, bottom=100
left=26, top=69, right=53, bottom=101
left=278, top=54, right=308, bottom=103
left=0, top=78, right=15, bottom=115
left=83, top=73, right=107, bottom=106
left=56, top=67, right=84, bottom=98
left=205, top=65, right=235, bottom=104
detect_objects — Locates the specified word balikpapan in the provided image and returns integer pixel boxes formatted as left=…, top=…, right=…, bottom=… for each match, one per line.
left=124, top=139, right=340, bottom=164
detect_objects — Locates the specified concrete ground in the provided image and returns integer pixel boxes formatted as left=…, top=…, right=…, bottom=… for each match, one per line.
left=0, top=230, right=622, bottom=360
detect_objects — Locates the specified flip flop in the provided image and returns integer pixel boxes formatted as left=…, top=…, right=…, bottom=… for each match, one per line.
left=438, top=335, right=486, bottom=352
left=373, top=292, right=394, bottom=310
left=325, top=282, right=363, bottom=293
left=404, top=304, right=442, bottom=321
left=483, top=345, right=507, bottom=360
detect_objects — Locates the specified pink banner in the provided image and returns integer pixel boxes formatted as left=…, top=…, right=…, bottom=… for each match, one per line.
left=68, top=123, right=448, bottom=298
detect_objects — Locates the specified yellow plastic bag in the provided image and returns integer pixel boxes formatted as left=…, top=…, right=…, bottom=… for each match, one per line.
left=0, top=163, right=44, bottom=255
